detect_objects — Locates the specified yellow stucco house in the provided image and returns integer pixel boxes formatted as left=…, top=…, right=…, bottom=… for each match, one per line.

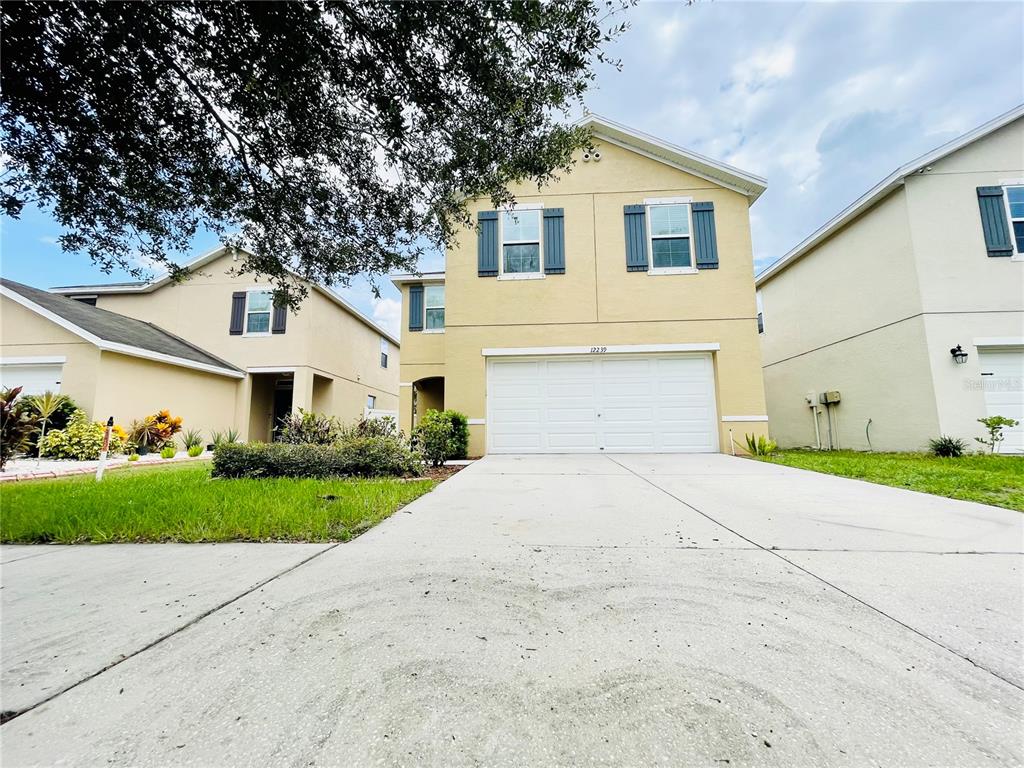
left=756, top=105, right=1024, bottom=453
left=0, top=247, right=399, bottom=441
left=393, top=115, right=770, bottom=456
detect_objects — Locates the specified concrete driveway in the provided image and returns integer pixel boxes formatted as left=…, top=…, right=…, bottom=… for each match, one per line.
left=2, top=454, right=1021, bottom=767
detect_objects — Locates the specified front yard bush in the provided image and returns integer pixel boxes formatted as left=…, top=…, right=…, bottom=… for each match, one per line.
left=212, top=438, right=421, bottom=479
left=413, top=409, right=469, bottom=466
left=277, top=408, right=341, bottom=445
left=40, top=411, right=127, bottom=460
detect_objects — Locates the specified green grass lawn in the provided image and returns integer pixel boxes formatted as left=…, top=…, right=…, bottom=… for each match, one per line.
left=0, top=462, right=436, bottom=543
left=763, top=450, right=1024, bottom=511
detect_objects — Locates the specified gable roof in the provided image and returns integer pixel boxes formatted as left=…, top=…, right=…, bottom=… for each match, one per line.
left=1, top=279, right=244, bottom=378
left=51, top=245, right=400, bottom=347
left=577, top=114, right=767, bottom=203
left=756, top=103, right=1024, bottom=286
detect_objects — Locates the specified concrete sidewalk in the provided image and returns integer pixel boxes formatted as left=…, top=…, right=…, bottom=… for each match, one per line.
left=1, top=454, right=1021, bottom=767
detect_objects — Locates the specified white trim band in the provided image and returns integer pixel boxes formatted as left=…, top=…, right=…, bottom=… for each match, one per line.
left=247, top=366, right=297, bottom=374
left=721, top=415, right=769, bottom=422
left=0, top=355, right=67, bottom=366
left=973, top=337, right=1024, bottom=347
left=481, top=343, right=720, bottom=357
left=467, top=418, right=486, bottom=425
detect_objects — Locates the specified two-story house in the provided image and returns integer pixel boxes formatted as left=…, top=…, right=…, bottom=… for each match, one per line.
left=0, top=246, right=399, bottom=440
left=393, top=115, right=770, bottom=456
left=756, top=104, right=1024, bottom=453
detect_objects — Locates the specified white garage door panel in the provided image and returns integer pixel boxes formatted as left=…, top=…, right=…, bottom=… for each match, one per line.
left=979, top=349, right=1023, bottom=454
left=487, top=353, right=718, bottom=453
left=0, top=363, right=63, bottom=396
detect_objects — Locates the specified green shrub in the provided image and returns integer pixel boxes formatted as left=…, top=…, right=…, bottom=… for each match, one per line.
left=413, top=409, right=468, bottom=466
left=928, top=435, right=968, bottom=458
left=341, top=415, right=402, bottom=440
left=744, top=433, right=778, bottom=457
left=444, top=410, right=469, bottom=459
left=975, top=416, right=1020, bottom=454
left=128, top=453, right=140, bottom=462
left=160, top=445, right=177, bottom=459
left=41, top=411, right=127, bottom=460
left=187, top=444, right=204, bottom=457
left=210, top=428, right=240, bottom=448
left=277, top=409, right=341, bottom=445
left=1, top=386, right=38, bottom=470
left=181, top=428, right=204, bottom=450
left=21, top=392, right=77, bottom=457
left=212, top=439, right=421, bottom=479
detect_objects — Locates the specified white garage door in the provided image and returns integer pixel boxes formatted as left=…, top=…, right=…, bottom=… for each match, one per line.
left=0, top=363, right=63, bottom=396
left=487, top=353, right=718, bottom=453
left=979, top=348, right=1023, bottom=454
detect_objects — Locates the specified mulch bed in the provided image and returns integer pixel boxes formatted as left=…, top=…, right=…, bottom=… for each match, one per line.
left=422, top=464, right=466, bottom=482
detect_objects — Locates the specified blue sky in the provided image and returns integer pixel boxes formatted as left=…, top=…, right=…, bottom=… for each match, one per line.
left=2, top=1, right=1022, bottom=336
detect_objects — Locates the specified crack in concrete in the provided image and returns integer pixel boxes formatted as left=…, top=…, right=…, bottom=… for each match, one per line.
left=604, top=455, right=1024, bottom=694
left=0, top=543, right=340, bottom=726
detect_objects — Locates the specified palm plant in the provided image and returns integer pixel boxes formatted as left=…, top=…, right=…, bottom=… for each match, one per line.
left=1, top=386, right=39, bottom=470
left=25, top=391, right=69, bottom=466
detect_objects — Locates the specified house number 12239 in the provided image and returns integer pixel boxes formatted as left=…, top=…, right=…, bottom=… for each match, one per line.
left=589, top=346, right=608, bottom=354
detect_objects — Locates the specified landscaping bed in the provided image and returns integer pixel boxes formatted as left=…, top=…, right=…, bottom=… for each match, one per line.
left=762, top=450, right=1023, bottom=511
left=0, top=463, right=437, bottom=543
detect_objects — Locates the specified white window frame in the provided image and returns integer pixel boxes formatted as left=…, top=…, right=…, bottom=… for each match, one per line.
left=244, top=288, right=274, bottom=337
left=498, top=203, right=545, bottom=280
left=380, top=338, right=389, bottom=368
left=423, top=284, right=445, bottom=333
left=645, top=197, right=697, bottom=276
left=756, top=290, right=765, bottom=334
left=1001, top=182, right=1024, bottom=261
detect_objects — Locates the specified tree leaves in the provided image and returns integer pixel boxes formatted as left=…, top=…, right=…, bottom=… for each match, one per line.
left=1, top=1, right=631, bottom=304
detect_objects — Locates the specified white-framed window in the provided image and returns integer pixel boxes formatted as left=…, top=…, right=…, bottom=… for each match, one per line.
left=366, top=394, right=376, bottom=410
left=500, top=207, right=543, bottom=278
left=647, top=201, right=695, bottom=274
left=1004, top=185, right=1024, bottom=257
left=424, top=285, right=445, bottom=331
left=756, top=290, right=765, bottom=334
left=380, top=338, right=389, bottom=368
left=245, top=290, right=273, bottom=335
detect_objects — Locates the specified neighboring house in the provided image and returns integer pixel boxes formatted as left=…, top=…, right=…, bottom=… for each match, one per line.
left=756, top=105, right=1024, bottom=454
left=1, top=246, right=399, bottom=441
left=393, top=114, right=770, bottom=456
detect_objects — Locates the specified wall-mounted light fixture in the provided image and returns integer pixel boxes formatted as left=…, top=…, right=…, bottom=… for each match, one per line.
left=950, top=345, right=968, bottom=364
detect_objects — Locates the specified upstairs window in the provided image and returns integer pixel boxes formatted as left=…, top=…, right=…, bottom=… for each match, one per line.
left=367, top=394, right=377, bottom=410
left=245, top=290, right=273, bottom=334
left=648, top=203, right=693, bottom=272
left=380, top=338, right=389, bottom=368
left=756, top=291, right=765, bottom=334
left=1005, top=185, right=1024, bottom=255
left=424, top=285, right=445, bottom=330
left=501, top=209, right=542, bottom=275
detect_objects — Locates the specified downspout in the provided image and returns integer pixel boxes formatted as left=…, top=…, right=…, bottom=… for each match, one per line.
left=811, top=404, right=822, bottom=450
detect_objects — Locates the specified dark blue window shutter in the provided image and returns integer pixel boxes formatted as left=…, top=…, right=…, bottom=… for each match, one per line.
left=543, top=208, right=565, bottom=274
left=271, top=303, right=287, bottom=334
left=692, top=202, right=719, bottom=270
left=408, top=284, right=424, bottom=332
left=977, top=187, right=1013, bottom=257
left=624, top=205, right=648, bottom=272
left=478, top=211, right=499, bottom=276
left=229, top=292, right=245, bottom=335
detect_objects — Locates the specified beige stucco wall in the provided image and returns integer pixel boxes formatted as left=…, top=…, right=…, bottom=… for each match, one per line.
left=758, top=116, right=1024, bottom=451
left=398, top=140, right=769, bottom=455
left=0, top=297, right=101, bottom=409
left=95, top=251, right=399, bottom=424
left=92, top=351, right=240, bottom=442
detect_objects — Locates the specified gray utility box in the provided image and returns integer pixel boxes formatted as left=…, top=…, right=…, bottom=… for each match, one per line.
left=819, top=390, right=842, bottom=405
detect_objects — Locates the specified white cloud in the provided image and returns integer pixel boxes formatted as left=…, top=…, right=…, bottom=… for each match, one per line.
left=372, top=297, right=401, bottom=337
left=38, top=235, right=59, bottom=245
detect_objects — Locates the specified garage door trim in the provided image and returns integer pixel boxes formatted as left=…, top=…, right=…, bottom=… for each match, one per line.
left=482, top=342, right=720, bottom=357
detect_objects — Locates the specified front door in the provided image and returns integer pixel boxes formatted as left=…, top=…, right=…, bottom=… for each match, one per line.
left=272, top=380, right=294, bottom=441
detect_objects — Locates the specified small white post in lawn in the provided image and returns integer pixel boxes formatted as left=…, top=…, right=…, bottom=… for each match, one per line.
left=95, top=417, right=114, bottom=481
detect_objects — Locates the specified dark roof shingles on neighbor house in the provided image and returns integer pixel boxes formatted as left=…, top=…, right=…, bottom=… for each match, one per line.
left=2, top=279, right=241, bottom=373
